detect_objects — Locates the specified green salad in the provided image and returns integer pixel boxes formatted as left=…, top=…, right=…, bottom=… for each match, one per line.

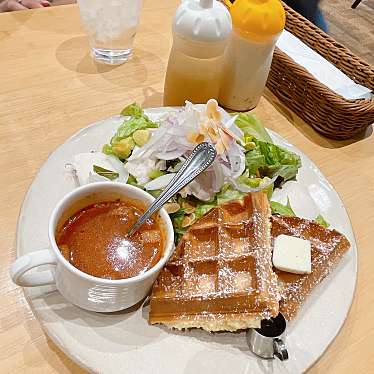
left=93, top=101, right=328, bottom=242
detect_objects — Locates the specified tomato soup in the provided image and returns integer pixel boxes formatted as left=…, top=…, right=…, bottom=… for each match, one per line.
left=56, top=199, right=165, bottom=280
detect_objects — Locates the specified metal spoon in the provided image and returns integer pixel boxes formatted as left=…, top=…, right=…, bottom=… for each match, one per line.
left=127, top=142, right=217, bottom=236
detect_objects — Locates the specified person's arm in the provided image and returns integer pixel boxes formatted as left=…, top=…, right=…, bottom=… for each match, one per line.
left=0, top=0, right=50, bottom=12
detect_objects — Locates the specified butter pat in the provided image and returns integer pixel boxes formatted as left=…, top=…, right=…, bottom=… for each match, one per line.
left=273, top=234, right=312, bottom=274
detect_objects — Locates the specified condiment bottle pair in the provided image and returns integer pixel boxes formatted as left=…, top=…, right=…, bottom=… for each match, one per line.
left=163, top=0, right=285, bottom=112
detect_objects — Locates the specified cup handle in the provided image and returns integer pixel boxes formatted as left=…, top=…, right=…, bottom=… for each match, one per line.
left=273, top=338, right=289, bottom=361
left=10, top=249, right=57, bottom=287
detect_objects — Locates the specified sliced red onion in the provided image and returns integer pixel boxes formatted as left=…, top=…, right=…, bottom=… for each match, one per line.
left=155, top=160, right=167, bottom=171
left=156, top=149, right=186, bottom=160
left=226, top=140, right=246, bottom=179
left=188, top=179, right=215, bottom=201
left=124, top=158, right=157, bottom=185
left=122, top=102, right=256, bottom=198
left=212, top=161, right=225, bottom=192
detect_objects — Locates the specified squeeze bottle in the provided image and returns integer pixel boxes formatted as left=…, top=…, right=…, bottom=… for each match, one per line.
left=219, top=0, right=285, bottom=111
left=163, top=0, right=232, bottom=106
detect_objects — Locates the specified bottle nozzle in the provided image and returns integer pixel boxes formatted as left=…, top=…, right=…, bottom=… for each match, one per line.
left=200, top=0, right=214, bottom=8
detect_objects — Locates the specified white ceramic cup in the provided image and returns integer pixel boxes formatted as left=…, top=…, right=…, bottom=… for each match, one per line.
left=10, top=182, right=174, bottom=313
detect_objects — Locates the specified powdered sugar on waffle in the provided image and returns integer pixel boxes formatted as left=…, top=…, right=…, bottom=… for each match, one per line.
left=149, top=193, right=280, bottom=331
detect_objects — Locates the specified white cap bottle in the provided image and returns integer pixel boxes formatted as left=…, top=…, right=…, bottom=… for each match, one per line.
left=163, top=0, right=232, bottom=106
left=219, top=0, right=285, bottom=111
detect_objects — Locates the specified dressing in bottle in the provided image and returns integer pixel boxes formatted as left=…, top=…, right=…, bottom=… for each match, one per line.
left=219, top=0, right=285, bottom=111
left=163, top=0, right=232, bottom=106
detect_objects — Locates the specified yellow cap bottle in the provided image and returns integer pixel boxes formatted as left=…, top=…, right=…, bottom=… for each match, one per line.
left=230, top=0, right=285, bottom=42
left=219, top=0, right=285, bottom=111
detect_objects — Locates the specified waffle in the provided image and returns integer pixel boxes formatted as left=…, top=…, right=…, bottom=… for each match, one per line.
left=271, top=215, right=350, bottom=320
left=149, top=193, right=280, bottom=331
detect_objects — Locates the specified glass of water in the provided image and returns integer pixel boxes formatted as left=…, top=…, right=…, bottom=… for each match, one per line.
left=77, top=0, right=143, bottom=65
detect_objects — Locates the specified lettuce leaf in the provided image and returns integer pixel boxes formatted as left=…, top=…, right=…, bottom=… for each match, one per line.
left=111, top=103, right=158, bottom=144
left=235, top=113, right=273, bottom=143
left=194, top=202, right=217, bottom=220
left=246, top=140, right=301, bottom=183
left=120, top=102, right=144, bottom=117
left=92, top=165, right=119, bottom=181
left=314, top=214, right=330, bottom=228
left=244, top=146, right=266, bottom=175
left=236, top=113, right=301, bottom=183
left=127, top=174, right=140, bottom=188
left=270, top=198, right=296, bottom=217
left=169, top=209, right=187, bottom=244
left=236, top=175, right=274, bottom=198
left=111, top=117, right=157, bottom=144
left=148, top=189, right=162, bottom=198
left=271, top=201, right=330, bottom=229
left=102, top=143, right=115, bottom=156
left=216, top=184, right=245, bottom=205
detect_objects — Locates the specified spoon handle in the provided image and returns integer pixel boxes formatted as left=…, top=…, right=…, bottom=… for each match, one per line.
left=128, top=142, right=217, bottom=236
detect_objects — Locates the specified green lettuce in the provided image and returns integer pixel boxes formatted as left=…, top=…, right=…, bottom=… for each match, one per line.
left=270, top=198, right=296, bottom=217
left=315, top=214, right=330, bottom=228
left=235, top=113, right=273, bottom=143
left=102, top=144, right=114, bottom=156
left=245, top=140, right=301, bottom=183
left=148, top=189, right=162, bottom=198
left=126, top=174, right=141, bottom=188
left=216, top=184, right=245, bottom=205
left=120, top=102, right=144, bottom=117
left=270, top=200, right=331, bottom=229
left=257, top=140, right=301, bottom=181
left=169, top=209, right=187, bottom=244
left=110, top=103, right=158, bottom=144
left=236, top=175, right=274, bottom=198
left=194, top=202, right=217, bottom=220
left=92, top=165, right=119, bottom=181
left=244, top=146, right=266, bottom=175
left=111, top=118, right=157, bottom=144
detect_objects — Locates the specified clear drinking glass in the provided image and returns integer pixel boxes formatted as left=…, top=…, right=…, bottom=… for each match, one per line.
left=77, top=0, right=143, bottom=65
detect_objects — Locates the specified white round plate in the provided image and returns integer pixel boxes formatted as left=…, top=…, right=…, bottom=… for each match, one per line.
left=17, top=108, right=357, bottom=374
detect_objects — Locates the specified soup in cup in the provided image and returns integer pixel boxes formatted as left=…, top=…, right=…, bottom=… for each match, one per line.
left=10, top=182, right=174, bottom=312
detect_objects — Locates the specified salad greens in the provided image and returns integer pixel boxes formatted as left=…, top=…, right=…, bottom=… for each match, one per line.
left=271, top=198, right=330, bottom=228
left=127, top=174, right=139, bottom=187
left=120, top=102, right=144, bottom=117
left=103, top=103, right=158, bottom=159
left=315, top=214, right=330, bottom=228
left=270, top=198, right=296, bottom=217
left=235, top=113, right=273, bottom=143
left=216, top=184, right=245, bottom=205
left=93, top=165, right=119, bottom=181
left=194, top=202, right=216, bottom=219
left=245, top=140, right=302, bottom=183
left=237, top=113, right=301, bottom=184
left=170, top=186, right=244, bottom=243
left=169, top=209, right=187, bottom=244
left=100, top=103, right=305, bottom=243
left=244, top=145, right=267, bottom=175
left=236, top=174, right=274, bottom=198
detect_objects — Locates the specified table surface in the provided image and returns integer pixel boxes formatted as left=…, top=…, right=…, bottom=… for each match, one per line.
left=0, top=2, right=373, bottom=373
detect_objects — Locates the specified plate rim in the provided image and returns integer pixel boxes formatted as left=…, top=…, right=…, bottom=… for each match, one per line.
left=16, top=108, right=358, bottom=374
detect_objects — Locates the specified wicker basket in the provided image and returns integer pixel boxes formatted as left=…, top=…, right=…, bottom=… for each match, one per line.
left=267, top=3, right=374, bottom=140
